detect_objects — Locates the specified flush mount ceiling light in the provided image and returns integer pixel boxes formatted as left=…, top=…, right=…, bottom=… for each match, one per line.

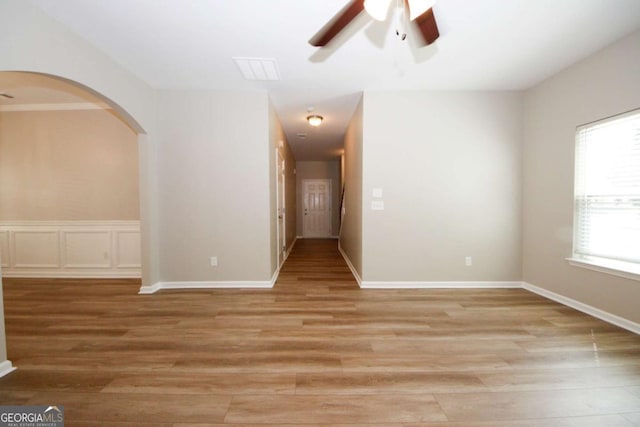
left=307, top=115, right=323, bottom=127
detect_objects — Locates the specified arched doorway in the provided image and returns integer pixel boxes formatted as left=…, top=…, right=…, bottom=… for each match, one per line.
left=0, top=71, right=152, bottom=376
left=0, top=72, right=142, bottom=278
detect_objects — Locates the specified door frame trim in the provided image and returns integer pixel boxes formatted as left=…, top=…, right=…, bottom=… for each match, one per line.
left=275, top=148, right=286, bottom=268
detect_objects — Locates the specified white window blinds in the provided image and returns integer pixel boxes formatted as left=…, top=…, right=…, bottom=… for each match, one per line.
left=574, top=109, right=640, bottom=265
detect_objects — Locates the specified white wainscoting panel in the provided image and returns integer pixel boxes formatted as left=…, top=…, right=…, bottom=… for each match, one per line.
left=0, top=231, right=9, bottom=268
left=13, top=230, right=60, bottom=268
left=116, top=231, right=141, bottom=269
left=63, top=231, right=112, bottom=268
left=0, top=221, right=140, bottom=278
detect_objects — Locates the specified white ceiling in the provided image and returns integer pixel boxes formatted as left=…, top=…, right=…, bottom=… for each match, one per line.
left=15, top=0, right=640, bottom=159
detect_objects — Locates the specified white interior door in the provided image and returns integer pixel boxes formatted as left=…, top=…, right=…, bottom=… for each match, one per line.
left=303, top=179, right=332, bottom=238
left=276, top=149, right=286, bottom=266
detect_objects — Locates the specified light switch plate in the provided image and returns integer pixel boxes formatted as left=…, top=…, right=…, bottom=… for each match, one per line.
left=372, top=188, right=383, bottom=198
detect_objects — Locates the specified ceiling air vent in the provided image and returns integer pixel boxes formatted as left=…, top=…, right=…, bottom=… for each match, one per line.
left=233, top=57, right=280, bottom=81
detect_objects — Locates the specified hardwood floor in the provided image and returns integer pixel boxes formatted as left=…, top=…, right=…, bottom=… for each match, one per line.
left=1, top=238, right=640, bottom=426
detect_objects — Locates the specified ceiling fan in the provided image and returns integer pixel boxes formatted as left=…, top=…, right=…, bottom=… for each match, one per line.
left=309, top=0, right=439, bottom=47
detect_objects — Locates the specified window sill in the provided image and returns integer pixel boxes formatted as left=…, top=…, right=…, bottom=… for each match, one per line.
left=566, top=257, right=640, bottom=282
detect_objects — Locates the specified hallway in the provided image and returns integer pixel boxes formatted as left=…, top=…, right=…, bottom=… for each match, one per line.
left=0, top=239, right=639, bottom=425
left=275, top=238, right=357, bottom=291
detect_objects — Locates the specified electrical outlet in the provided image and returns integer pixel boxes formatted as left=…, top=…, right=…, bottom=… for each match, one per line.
left=465, top=256, right=472, bottom=266
left=210, top=256, right=218, bottom=267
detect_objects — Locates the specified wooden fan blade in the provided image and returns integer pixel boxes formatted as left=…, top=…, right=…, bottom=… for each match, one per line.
left=309, top=0, right=365, bottom=47
left=412, top=7, right=440, bottom=46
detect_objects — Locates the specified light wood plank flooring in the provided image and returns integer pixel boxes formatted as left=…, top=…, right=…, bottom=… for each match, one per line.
left=1, top=238, right=640, bottom=425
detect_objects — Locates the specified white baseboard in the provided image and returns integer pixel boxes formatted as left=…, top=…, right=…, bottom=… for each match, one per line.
left=269, top=238, right=298, bottom=288
left=269, top=268, right=280, bottom=287
left=138, top=282, right=164, bottom=294
left=360, top=281, right=522, bottom=289
left=134, top=262, right=639, bottom=336
left=337, top=242, right=362, bottom=286
left=0, top=360, right=16, bottom=378
left=336, top=241, right=519, bottom=290
left=139, top=279, right=274, bottom=294
left=285, top=238, right=298, bottom=261
left=2, top=271, right=140, bottom=279
left=522, top=281, right=640, bottom=335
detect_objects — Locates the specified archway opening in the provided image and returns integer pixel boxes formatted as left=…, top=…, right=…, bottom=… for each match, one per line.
left=0, top=71, right=147, bottom=281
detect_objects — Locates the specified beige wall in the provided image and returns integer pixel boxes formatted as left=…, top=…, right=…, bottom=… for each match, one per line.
left=0, top=109, right=139, bottom=220
left=523, top=30, right=640, bottom=323
left=361, top=91, right=523, bottom=283
left=157, top=90, right=272, bottom=282
left=296, top=161, right=341, bottom=237
left=339, top=97, right=364, bottom=278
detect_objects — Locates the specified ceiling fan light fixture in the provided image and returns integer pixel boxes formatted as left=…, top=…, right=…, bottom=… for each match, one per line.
left=407, top=0, right=436, bottom=21
left=307, top=114, right=324, bottom=127
left=364, top=0, right=393, bottom=21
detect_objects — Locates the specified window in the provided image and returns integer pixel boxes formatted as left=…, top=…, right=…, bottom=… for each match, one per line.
left=571, top=109, right=640, bottom=279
